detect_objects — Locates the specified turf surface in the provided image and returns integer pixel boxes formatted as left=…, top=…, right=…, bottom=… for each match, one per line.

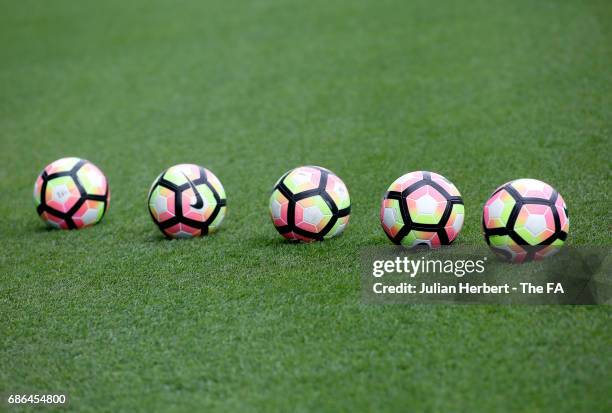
left=1, top=0, right=611, bottom=411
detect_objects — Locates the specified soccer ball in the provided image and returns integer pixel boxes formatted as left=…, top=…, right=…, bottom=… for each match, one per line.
left=380, top=171, right=464, bottom=248
left=483, top=178, right=569, bottom=263
left=148, top=164, right=226, bottom=238
left=269, top=166, right=350, bottom=242
left=34, top=157, right=110, bottom=229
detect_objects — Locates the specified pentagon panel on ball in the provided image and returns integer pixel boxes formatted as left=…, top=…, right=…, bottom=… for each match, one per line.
left=33, top=157, right=110, bottom=229
left=148, top=164, right=227, bottom=239
left=483, top=178, right=569, bottom=263
left=269, top=166, right=351, bottom=242
left=380, top=171, right=464, bottom=248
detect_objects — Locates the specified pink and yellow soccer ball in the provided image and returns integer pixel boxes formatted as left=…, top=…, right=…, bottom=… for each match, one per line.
left=380, top=171, right=464, bottom=248
left=269, top=166, right=351, bottom=242
left=33, top=157, right=110, bottom=229
left=483, top=178, right=569, bottom=263
left=148, top=163, right=226, bottom=239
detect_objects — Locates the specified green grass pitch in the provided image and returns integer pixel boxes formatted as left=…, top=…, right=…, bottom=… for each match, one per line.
left=1, top=0, right=610, bottom=411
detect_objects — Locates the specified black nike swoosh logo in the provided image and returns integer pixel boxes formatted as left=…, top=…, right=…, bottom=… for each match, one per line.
left=182, top=172, right=204, bottom=209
